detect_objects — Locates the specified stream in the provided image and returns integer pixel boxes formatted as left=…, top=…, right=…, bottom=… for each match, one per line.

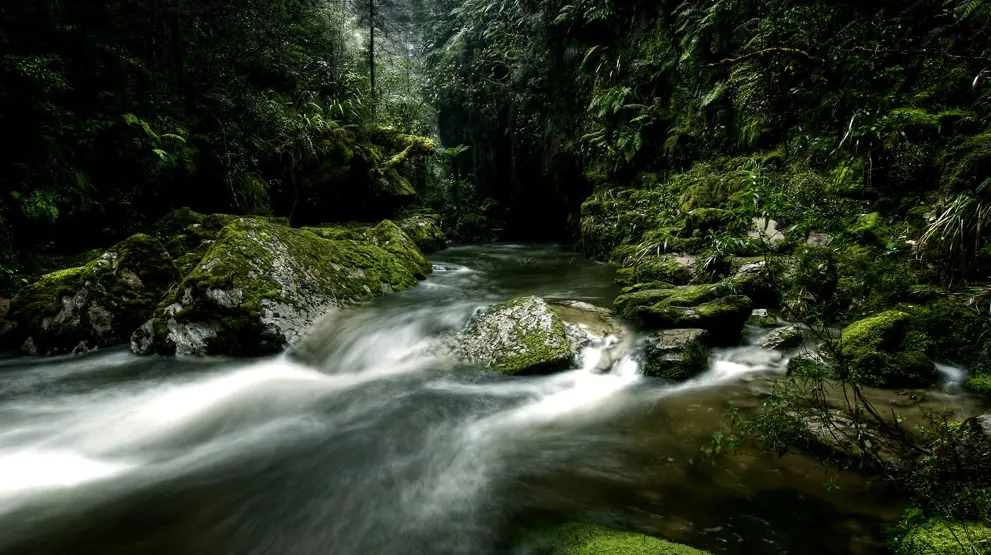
left=0, top=245, right=984, bottom=555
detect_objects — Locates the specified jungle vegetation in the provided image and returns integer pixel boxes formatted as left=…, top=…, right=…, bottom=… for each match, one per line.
left=4, top=0, right=991, bottom=552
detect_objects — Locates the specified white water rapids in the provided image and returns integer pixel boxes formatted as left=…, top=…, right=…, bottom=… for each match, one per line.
left=0, top=245, right=975, bottom=555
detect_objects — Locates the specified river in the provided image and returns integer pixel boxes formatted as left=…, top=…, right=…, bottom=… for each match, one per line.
left=0, top=245, right=983, bottom=555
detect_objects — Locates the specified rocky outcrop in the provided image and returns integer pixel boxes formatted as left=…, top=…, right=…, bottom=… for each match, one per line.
left=614, top=283, right=752, bottom=344
left=397, top=213, right=448, bottom=253
left=837, top=310, right=937, bottom=388
left=458, top=296, right=576, bottom=375
left=9, top=234, right=180, bottom=355
left=0, top=298, right=11, bottom=338
left=641, top=328, right=710, bottom=380
left=135, top=217, right=430, bottom=357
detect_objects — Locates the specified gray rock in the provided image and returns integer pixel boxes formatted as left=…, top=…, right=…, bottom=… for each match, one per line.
left=641, top=328, right=710, bottom=381
left=748, top=218, right=786, bottom=244
left=760, top=325, right=805, bottom=350
left=458, top=296, right=576, bottom=375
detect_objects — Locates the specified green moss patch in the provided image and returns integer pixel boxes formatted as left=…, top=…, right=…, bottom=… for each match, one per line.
left=838, top=311, right=937, bottom=388
left=524, top=523, right=711, bottom=555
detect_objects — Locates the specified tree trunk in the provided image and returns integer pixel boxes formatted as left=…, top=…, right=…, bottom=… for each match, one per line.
left=368, top=0, right=376, bottom=118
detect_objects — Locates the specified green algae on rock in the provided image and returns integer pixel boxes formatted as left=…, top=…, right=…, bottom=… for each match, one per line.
left=837, top=311, right=937, bottom=388
left=134, top=217, right=430, bottom=357
left=10, top=234, right=180, bottom=355
left=458, top=296, right=575, bottom=375
left=524, top=523, right=711, bottom=555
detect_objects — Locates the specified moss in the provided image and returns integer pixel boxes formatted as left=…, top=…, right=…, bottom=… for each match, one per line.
left=525, top=523, right=710, bottom=555
left=826, top=158, right=868, bottom=196
left=748, top=312, right=779, bottom=327
left=965, top=375, right=991, bottom=396
left=630, top=254, right=694, bottom=285
left=614, top=283, right=729, bottom=320
left=844, top=212, right=890, bottom=246
left=940, top=133, right=991, bottom=194
left=150, top=217, right=429, bottom=356
left=637, top=295, right=753, bottom=344
left=9, top=234, right=179, bottom=355
left=642, top=329, right=710, bottom=380
left=681, top=208, right=734, bottom=238
left=838, top=311, right=937, bottom=388
left=620, top=281, right=674, bottom=294
left=397, top=213, right=447, bottom=253
left=892, top=519, right=991, bottom=555
left=614, top=267, right=635, bottom=286
left=461, top=296, right=574, bottom=375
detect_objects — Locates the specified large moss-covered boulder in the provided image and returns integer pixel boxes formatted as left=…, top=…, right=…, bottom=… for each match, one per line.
left=523, top=523, right=711, bottom=555
left=837, top=311, right=937, bottom=388
left=615, top=284, right=752, bottom=344
left=641, top=328, right=710, bottom=380
left=458, top=296, right=575, bottom=375
left=9, top=234, right=180, bottom=355
left=397, top=213, right=448, bottom=253
left=133, top=217, right=429, bottom=357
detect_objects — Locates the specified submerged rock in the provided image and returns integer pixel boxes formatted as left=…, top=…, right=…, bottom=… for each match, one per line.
left=136, top=217, right=430, bottom=357
left=641, top=328, right=710, bottom=380
left=397, top=213, right=448, bottom=253
left=9, top=234, right=180, bottom=355
left=523, top=522, right=711, bottom=555
left=837, top=311, right=937, bottom=388
left=458, top=296, right=575, bottom=375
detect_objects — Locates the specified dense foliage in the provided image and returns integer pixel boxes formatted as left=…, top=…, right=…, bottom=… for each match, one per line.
left=0, top=0, right=443, bottom=294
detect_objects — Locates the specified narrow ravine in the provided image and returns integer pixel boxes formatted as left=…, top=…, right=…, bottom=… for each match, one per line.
left=0, top=245, right=983, bottom=555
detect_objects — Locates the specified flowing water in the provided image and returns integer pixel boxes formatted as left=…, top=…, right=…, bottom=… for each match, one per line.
left=0, top=245, right=984, bottom=555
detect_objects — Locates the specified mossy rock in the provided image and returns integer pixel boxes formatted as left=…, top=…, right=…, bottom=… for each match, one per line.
left=729, top=259, right=778, bottom=308
left=844, top=212, right=890, bottom=246
left=136, top=217, right=429, bottom=357
left=523, top=522, right=711, bottom=555
left=458, top=296, right=575, bottom=375
left=681, top=208, right=734, bottom=238
left=615, top=284, right=752, bottom=344
left=838, top=311, right=937, bottom=388
left=614, top=267, right=635, bottom=286
left=152, top=208, right=241, bottom=276
left=826, top=158, right=868, bottom=196
left=628, top=254, right=695, bottom=285
left=747, top=309, right=779, bottom=327
left=892, top=519, right=991, bottom=555
left=966, top=374, right=991, bottom=396
left=620, top=281, right=675, bottom=294
left=9, top=234, right=180, bottom=355
left=642, top=328, right=710, bottom=381
left=760, top=325, right=805, bottom=350
left=397, top=213, right=448, bottom=253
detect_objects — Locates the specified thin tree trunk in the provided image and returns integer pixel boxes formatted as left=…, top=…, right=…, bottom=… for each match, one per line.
left=369, top=0, right=376, bottom=119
